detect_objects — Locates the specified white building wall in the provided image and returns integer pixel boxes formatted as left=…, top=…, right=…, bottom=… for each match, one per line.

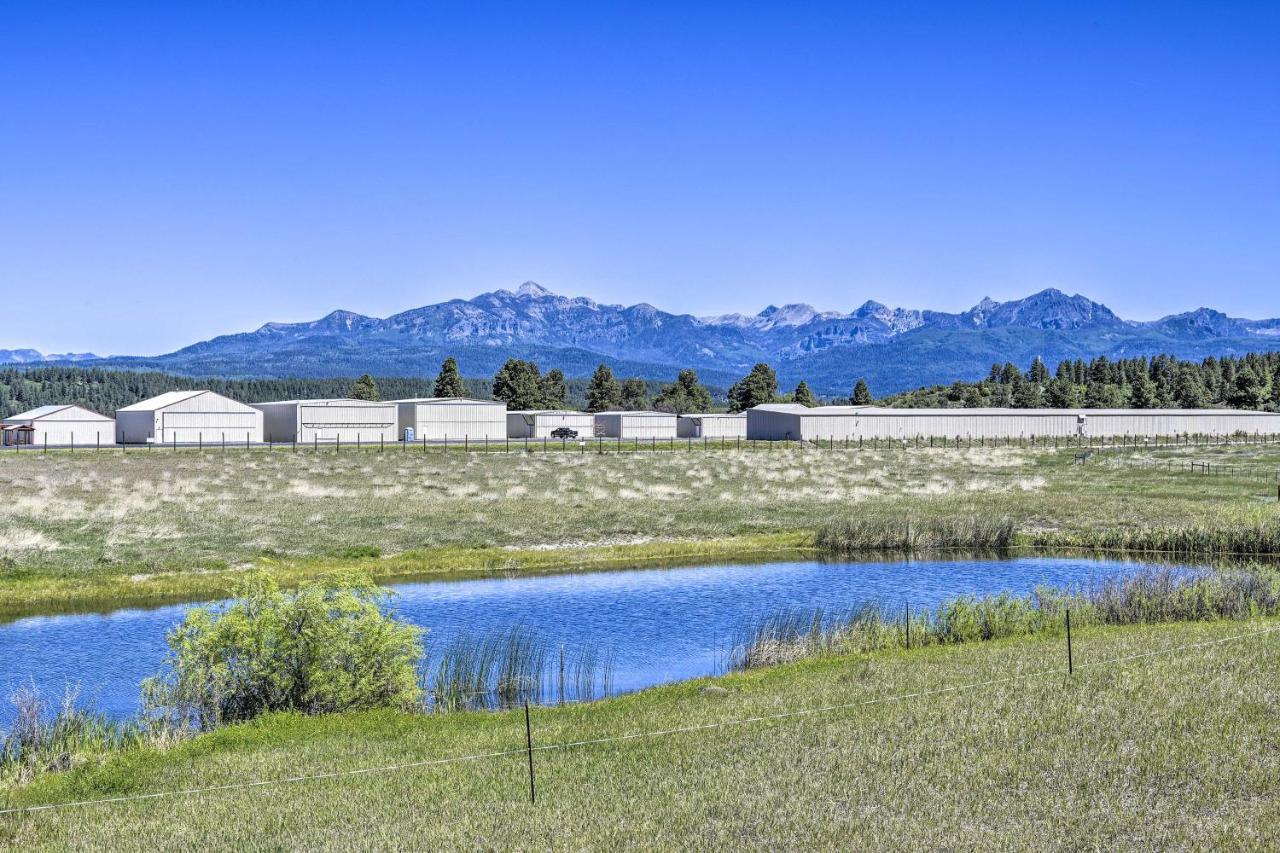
left=253, top=400, right=396, bottom=443
left=2, top=407, right=115, bottom=447
left=678, top=414, right=747, bottom=438
left=596, top=412, right=678, bottom=439
left=746, top=405, right=1280, bottom=442
left=116, top=392, right=263, bottom=444
left=507, top=411, right=595, bottom=439
left=399, top=400, right=506, bottom=441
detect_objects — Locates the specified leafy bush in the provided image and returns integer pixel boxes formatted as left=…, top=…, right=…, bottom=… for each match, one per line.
left=143, top=571, right=423, bottom=729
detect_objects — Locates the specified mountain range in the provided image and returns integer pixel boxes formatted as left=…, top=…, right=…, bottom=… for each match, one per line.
left=10, top=283, right=1280, bottom=395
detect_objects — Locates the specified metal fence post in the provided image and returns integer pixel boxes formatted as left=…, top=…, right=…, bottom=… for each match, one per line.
left=1066, top=607, right=1074, bottom=675
left=524, top=700, right=536, bottom=804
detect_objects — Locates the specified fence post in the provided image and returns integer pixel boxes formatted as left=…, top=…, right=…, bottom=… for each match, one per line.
left=43, top=433, right=47, bottom=455
left=1066, top=607, right=1073, bottom=675
left=904, top=601, right=910, bottom=649
left=524, top=700, right=536, bottom=804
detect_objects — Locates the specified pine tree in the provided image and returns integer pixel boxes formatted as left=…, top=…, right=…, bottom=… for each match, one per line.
left=619, top=377, right=650, bottom=411
left=791, top=380, right=817, bottom=407
left=1044, top=377, right=1081, bottom=408
left=432, top=357, right=466, bottom=398
left=349, top=373, right=380, bottom=401
left=1173, top=369, right=1210, bottom=408
left=540, top=368, right=568, bottom=410
left=653, top=368, right=713, bottom=415
left=585, top=364, right=621, bottom=413
left=1028, top=357, right=1049, bottom=384
left=727, top=363, right=778, bottom=413
left=491, top=359, right=544, bottom=410
left=851, top=378, right=872, bottom=405
left=1229, top=366, right=1267, bottom=409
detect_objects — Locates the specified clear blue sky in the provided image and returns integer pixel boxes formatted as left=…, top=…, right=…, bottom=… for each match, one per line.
left=3, top=1, right=1277, bottom=355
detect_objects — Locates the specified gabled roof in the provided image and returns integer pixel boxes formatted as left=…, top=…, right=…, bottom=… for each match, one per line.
left=117, top=390, right=208, bottom=412
left=1, top=402, right=112, bottom=422
left=391, top=397, right=503, bottom=405
left=595, top=410, right=676, bottom=417
left=255, top=398, right=393, bottom=406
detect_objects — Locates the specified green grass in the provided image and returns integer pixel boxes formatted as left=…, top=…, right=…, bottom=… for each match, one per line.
left=3, top=442, right=1280, bottom=614
left=3, top=619, right=1278, bottom=849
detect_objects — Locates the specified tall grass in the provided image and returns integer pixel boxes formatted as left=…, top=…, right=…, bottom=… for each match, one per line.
left=426, top=626, right=615, bottom=711
left=1032, top=521, right=1280, bottom=557
left=1, top=685, right=152, bottom=785
left=730, top=567, right=1280, bottom=670
left=815, top=515, right=1017, bottom=553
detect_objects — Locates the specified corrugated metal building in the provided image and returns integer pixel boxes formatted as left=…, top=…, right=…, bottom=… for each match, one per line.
left=117, top=391, right=263, bottom=445
left=254, top=399, right=397, bottom=444
left=677, top=413, right=747, bottom=438
left=2, top=405, right=115, bottom=447
left=393, top=398, right=506, bottom=441
left=506, top=410, right=596, bottom=439
left=594, top=411, right=678, bottom=439
left=747, top=404, right=1280, bottom=441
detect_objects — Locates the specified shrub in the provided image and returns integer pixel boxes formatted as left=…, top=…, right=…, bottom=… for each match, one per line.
left=143, top=571, right=423, bottom=729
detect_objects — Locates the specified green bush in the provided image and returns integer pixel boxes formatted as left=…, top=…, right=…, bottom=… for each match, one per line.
left=143, top=571, right=423, bottom=729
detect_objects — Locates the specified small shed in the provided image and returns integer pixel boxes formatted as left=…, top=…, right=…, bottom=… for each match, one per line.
left=393, top=398, right=507, bottom=441
left=677, top=413, right=747, bottom=439
left=117, top=391, right=263, bottom=445
left=506, top=410, right=596, bottom=439
left=594, top=411, right=678, bottom=440
left=2, top=405, right=115, bottom=447
left=254, top=399, right=398, bottom=444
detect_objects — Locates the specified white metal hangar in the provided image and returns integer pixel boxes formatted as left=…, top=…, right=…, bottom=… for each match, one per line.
left=253, top=399, right=398, bottom=444
left=2, top=405, right=115, bottom=447
left=745, top=404, right=1280, bottom=441
left=506, top=410, right=596, bottom=439
left=594, top=411, right=679, bottom=440
left=676, top=413, right=747, bottom=439
left=116, top=391, right=263, bottom=445
left=393, top=398, right=507, bottom=441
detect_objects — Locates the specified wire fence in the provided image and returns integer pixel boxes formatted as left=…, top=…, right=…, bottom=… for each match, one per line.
left=2, top=621, right=1275, bottom=819
left=9, top=430, right=1280, bottom=457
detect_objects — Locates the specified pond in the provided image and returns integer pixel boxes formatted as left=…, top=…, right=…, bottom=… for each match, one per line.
left=0, top=556, right=1155, bottom=725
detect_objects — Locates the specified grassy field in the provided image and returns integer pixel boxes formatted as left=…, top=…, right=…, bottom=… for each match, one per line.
left=2, top=618, right=1277, bottom=849
left=3, top=442, right=1280, bottom=614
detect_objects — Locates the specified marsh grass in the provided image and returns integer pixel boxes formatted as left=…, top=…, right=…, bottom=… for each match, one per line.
left=1032, top=520, right=1280, bottom=557
left=815, top=515, right=1016, bottom=552
left=427, top=627, right=615, bottom=711
left=0, top=686, right=150, bottom=786
left=730, top=567, right=1280, bottom=670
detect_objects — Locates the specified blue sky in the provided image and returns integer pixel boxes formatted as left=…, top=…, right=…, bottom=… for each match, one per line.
left=3, top=1, right=1277, bottom=355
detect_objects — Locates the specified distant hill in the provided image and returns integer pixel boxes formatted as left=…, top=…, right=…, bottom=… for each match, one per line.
left=10, top=283, right=1280, bottom=394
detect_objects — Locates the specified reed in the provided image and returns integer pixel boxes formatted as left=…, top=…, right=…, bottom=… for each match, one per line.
left=815, top=515, right=1017, bottom=553
left=426, top=626, right=614, bottom=711
left=0, top=685, right=148, bottom=785
left=1032, top=521, right=1280, bottom=557
left=729, top=567, right=1280, bottom=671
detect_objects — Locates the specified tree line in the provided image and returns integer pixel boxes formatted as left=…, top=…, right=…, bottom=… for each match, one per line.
left=881, top=353, right=1280, bottom=411
left=7, top=351, right=1279, bottom=421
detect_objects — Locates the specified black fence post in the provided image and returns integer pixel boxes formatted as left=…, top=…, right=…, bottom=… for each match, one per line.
left=904, top=601, right=910, bottom=649
left=1066, top=607, right=1074, bottom=675
left=524, top=700, right=536, bottom=804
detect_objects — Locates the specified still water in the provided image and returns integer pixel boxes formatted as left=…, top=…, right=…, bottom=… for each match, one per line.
left=0, top=556, right=1146, bottom=725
